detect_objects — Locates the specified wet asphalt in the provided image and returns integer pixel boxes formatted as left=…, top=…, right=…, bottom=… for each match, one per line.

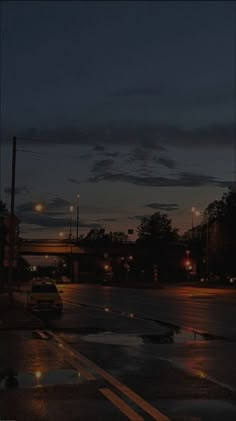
left=0, top=284, right=236, bottom=420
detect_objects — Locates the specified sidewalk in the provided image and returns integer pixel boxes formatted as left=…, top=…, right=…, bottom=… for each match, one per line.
left=0, top=292, right=43, bottom=329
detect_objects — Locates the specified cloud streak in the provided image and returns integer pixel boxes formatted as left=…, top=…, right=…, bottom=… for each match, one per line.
left=5, top=122, right=234, bottom=148
left=146, top=202, right=179, bottom=211
left=4, top=185, right=31, bottom=196
left=89, top=170, right=233, bottom=188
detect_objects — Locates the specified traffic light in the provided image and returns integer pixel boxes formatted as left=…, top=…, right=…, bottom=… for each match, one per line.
left=184, top=258, right=192, bottom=271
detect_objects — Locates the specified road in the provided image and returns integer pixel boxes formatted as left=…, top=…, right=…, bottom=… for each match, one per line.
left=1, top=284, right=236, bottom=420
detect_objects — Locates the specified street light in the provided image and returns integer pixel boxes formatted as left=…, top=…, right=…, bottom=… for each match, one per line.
left=76, top=194, right=80, bottom=241
left=69, top=205, right=74, bottom=240
left=191, top=207, right=201, bottom=238
left=34, top=203, right=44, bottom=212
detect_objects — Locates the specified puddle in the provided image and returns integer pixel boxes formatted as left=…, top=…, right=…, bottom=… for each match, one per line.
left=0, top=369, right=85, bottom=389
left=80, top=328, right=225, bottom=346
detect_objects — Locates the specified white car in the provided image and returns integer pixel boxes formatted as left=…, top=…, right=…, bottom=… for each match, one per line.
left=27, top=279, right=63, bottom=313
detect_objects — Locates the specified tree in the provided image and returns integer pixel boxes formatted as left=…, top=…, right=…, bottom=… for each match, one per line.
left=108, top=231, right=128, bottom=243
left=83, top=228, right=109, bottom=243
left=198, top=187, right=236, bottom=275
left=137, top=212, right=179, bottom=244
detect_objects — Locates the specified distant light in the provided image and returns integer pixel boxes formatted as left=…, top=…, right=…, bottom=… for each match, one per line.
left=229, top=278, right=235, bottom=284
left=45, top=255, right=49, bottom=259
left=77, top=194, right=80, bottom=200
left=191, top=207, right=195, bottom=212
left=104, top=264, right=109, bottom=271
left=128, top=255, right=133, bottom=261
left=59, top=232, right=64, bottom=238
left=35, top=371, right=42, bottom=379
left=104, top=307, right=110, bottom=312
left=34, top=203, right=44, bottom=212
left=69, top=205, right=74, bottom=212
left=198, top=370, right=205, bottom=379
left=195, top=210, right=201, bottom=217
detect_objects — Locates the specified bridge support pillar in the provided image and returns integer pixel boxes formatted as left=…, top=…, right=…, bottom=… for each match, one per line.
left=73, top=260, right=79, bottom=283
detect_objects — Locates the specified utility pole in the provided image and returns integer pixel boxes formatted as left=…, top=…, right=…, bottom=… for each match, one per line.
left=8, top=136, right=17, bottom=303
left=206, top=213, right=209, bottom=280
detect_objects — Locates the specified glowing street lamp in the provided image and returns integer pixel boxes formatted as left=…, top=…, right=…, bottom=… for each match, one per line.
left=34, top=203, right=44, bottom=212
left=191, top=207, right=201, bottom=236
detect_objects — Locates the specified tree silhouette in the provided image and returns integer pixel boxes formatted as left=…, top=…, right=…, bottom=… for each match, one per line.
left=137, top=212, right=178, bottom=244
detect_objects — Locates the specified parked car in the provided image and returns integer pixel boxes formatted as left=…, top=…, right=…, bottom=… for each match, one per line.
left=27, top=278, right=63, bottom=313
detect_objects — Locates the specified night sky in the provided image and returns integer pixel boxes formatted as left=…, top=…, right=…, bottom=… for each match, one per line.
left=1, top=1, right=235, bottom=239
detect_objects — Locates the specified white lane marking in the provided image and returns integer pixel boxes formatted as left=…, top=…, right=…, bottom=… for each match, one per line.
left=99, top=387, right=144, bottom=421
left=157, top=357, right=236, bottom=393
left=47, top=330, right=170, bottom=421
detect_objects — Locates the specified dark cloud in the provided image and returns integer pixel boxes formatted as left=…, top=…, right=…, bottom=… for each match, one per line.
left=47, top=197, right=70, bottom=210
left=67, top=177, right=80, bottom=184
left=98, top=218, right=118, bottom=222
left=89, top=170, right=232, bottom=188
left=158, top=157, right=177, bottom=169
left=16, top=199, right=101, bottom=229
left=128, top=215, right=149, bottom=220
left=146, top=203, right=179, bottom=211
left=103, top=152, right=120, bottom=158
left=20, top=213, right=101, bottom=229
left=108, top=85, right=234, bottom=107
left=16, top=198, right=71, bottom=214
left=4, top=122, right=234, bottom=148
left=79, top=153, right=92, bottom=159
left=91, top=159, right=115, bottom=174
left=4, top=185, right=31, bottom=195
left=93, top=145, right=105, bottom=152
left=127, top=146, right=173, bottom=173
left=109, top=87, right=161, bottom=97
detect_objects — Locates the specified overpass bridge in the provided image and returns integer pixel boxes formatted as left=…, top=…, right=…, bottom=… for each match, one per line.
left=19, top=239, right=140, bottom=257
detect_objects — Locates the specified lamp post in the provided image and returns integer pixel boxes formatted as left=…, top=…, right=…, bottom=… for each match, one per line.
left=205, top=211, right=209, bottom=280
left=76, top=194, right=80, bottom=241
left=69, top=205, right=74, bottom=240
left=191, top=207, right=201, bottom=239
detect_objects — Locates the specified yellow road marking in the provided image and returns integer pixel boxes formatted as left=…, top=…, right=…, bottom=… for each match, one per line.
left=35, top=330, right=48, bottom=339
left=99, top=387, right=144, bottom=420
left=48, top=331, right=170, bottom=421
left=47, top=333, right=96, bottom=381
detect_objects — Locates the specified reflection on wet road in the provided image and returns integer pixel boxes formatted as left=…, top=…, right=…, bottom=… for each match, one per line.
left=6, top=284, right=236, bottom=420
